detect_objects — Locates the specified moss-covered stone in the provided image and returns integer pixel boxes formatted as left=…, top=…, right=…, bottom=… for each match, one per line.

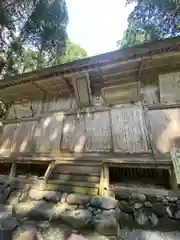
left=119, top=211, right=134, bottom=228
left=119, top=201, right=133, bottom=214
left=36, top=183, right=98, bottom=196
left=66, top=193, right=90, bottom=205
left=115, top=190, right=131, bottom=201
left=134, top=208, right=159, bottom=227
left=158, top=217, right=180, bottom=231
left=146, top=195, right=164, bottom=203
left=152, top=203, right=165, bottom=217
left=131, top=193, right=146, bottom=202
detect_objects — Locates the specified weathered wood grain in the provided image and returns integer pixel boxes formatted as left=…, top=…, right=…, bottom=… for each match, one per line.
left=11, top=121, right=36, bottom=153
left=102, top=82, right=140, bottom=105
left=143, top=84, right=159, bottom=104
left=0, top=82, right=43, bottom=102
left=51, top=173, right=100, bottom=183
left=111, top=104, right=149, bottom=153
left=61, top=114, right=86, bottom=152
left=85, top=111, right=111, bottom=152
left=9, top=162, right=16, bottom=180
left=35, top=112, right=64, bottom=152
left=6, top=101, right=32, bottom=119
left=0, top=123, right=17, bottom=156
left=103, top=166, right=109, bottom=196
left=53, top=165, right=101, bottom=175
left=72, top=74, right=91, bottom=106
left=6, top=105, right=16, bottom=119
left=148, top=108, right=180, bottom=154
left=14, top=101, right=32, bottom=118
left=31, top=100, right=43, bottom=116
left=6, top=100, right=43, bottom=119
left=159, top=72, right=180, bottom=104
left=43, top=95, right=75, bottom=113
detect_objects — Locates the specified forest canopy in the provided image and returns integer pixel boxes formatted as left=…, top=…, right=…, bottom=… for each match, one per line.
left=0, top=0, right=87, bottom=78
left=117, top=0, right=180, bottom=48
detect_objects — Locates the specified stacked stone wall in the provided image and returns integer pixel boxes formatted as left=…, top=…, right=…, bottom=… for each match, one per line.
left=0, top=181, right=180, bottom=239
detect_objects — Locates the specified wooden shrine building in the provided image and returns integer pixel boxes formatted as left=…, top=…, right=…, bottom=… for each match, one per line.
left=0, top=36, right=180, bottom=196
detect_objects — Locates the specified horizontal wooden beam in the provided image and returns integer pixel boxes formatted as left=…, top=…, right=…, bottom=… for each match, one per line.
left=0, top=152, right=171, bottom=166
left=3, top=100, right=180, bottom=125
left=105, top=161, right=171, bottom=169
left=146, top=103, right=180, bottom=110
left=102, top=58, right=179, bottom=81
left=48, top=180, right=99, bottom=188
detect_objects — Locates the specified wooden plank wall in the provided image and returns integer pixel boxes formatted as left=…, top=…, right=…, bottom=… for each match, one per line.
left=142, top=76, right=159, bottom=105
left=111, top=104, right=149, bottom=153
left=11, top=121, right=36, bottom=153
left=85, top=111, right=111, bottom=152
left=143, top=84, right=159, bottom=104
left=7, top=100, right=43, bottom=119
left=148, top=108, right=180, bottom=154
left=61, top=114, right=86, bottom=152
left=1, top=71, right=180, bottom=157
left=35, top=113, right=64, bottom=152
left=0, top=123, right=17, bottom=156
left=159, top=72, right=180, bottom=104
left=0, top=103, right=151, bottom=154
left=43, top=95, right=77, bottom=112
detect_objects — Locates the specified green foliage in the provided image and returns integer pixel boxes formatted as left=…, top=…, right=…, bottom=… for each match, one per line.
left=0, top=0, right=69, bottom=77
left=58, top=39, right=88, bottom=64
left=0, top=1, right=88, bottom=117
left=3, top=40, right=87, bottom=76
left=118, top=0, right=180, bottom=48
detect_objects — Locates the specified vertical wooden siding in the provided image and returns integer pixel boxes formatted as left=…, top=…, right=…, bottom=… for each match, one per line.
left=85, top=111, right=111, bottom=152
left=111, top=104, right=149, bottom=153
left=0, top=105, right=152, bottom=154
left=43, top=95, right=77, bottom=112
left=0, top=123, right=17, bottom=156
left=61, top=115, right=86, bottom=152
left=14, top=102, right=32, bottom=118
left=35, top=112, right=64, bottom=152
left=148, top=108, right=180, bottom=154
left=159, top=72, right=180, bottom=104
left=11, top=121, right=36, bottom=152
left=31, top=101, right=43, bottom=116
left=143, top=85, right=159, bottom=104
left=6, top=105, right=16, bottom=119
left=6, top=100, right=43, bottom=119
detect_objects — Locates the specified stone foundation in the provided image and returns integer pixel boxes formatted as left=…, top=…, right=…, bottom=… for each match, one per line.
left=0, top=181, right=180, bottom=239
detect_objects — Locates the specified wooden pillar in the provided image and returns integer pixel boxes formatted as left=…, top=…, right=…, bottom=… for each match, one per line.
left=170, top=145, right=180, bottom=189
left=103, top=166, right=109, bottom=197
left=99, top=167, right=104, bottom=196
left=9, top=162, right=16, bottom=180
left=169, top=168, right=178, bottom=190
left=99, top=165, right=110, bottom=196
left=43, top=162, right=55, bottom=183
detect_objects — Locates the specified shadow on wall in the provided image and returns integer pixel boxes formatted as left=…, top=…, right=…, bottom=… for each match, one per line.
left=148, top=108, right=180, bottom=154
left=0, top=111, right=88, bottom=156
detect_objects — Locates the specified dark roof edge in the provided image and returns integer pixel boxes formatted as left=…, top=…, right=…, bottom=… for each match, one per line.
left=0, top=36, right=180, bottom=89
